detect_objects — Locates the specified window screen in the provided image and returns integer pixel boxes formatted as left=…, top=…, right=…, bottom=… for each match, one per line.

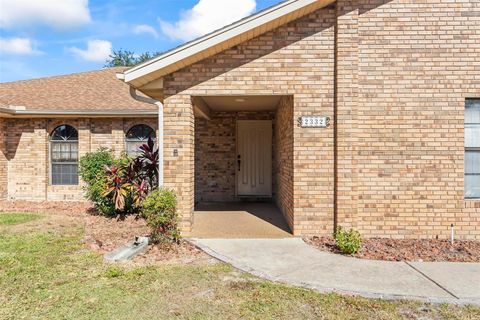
left=50, top=125, right=79, bottom=185
left=465, top=99, right=480, bottom=198
left=125, top=124, right=156, bottom=156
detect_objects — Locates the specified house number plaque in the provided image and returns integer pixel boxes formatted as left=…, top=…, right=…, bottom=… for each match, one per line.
left=298, top=116, right=330, bottom=128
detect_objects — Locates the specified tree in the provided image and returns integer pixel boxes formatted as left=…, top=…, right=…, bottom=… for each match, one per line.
left=105, top=49, right=162, bottom=67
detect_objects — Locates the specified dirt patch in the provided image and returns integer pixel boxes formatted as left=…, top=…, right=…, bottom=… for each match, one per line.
left=0, top=199, right=91, bottom=216
left=84, top=213, right=209, bottom=264
left=134, top=240, right=210, bottom=265
left=0, top=200, right=210, bottom=264
left=83, top=213, right=149, bottom=252
left=304, top=236, right=480, bottom=262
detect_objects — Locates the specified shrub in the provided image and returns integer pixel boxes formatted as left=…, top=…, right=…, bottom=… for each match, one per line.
left=334, top=227, right=362, bottom=255
left=88, top=176, right=116, bottom=216
left=79, top=148, right=114, bottom=185
left=79, top=138, right=159, bottom=217
left=141, top=188, right=179, bottom=243
left=102, top=140, right=158, bottom=212
left=79, top=149, right=116, bottom=216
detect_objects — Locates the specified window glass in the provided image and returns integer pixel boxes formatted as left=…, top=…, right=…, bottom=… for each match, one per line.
left=125, top=124, right=155, bottom=156
left=50, top=125, right=79, bottom=185
left=465, top=99, right=480, bottom=198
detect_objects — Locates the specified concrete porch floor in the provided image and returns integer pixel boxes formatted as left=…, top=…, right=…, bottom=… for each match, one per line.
left=190, top=202, right=292, bottom=238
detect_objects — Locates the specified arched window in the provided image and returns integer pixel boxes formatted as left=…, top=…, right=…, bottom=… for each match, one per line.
left=125, top=124, right=156, bottom=156
left=50, top=125, right=79, bottom=185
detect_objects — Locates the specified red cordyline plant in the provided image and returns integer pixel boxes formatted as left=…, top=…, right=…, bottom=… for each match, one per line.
left=138, top=138, right=159, bottom=188
left=102, top=138, right=159, bottom=212
left=102, top=165, right=131, bottom=210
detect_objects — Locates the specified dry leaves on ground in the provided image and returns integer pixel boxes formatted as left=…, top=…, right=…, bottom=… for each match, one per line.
left=304, top=236, right=480, bottom=262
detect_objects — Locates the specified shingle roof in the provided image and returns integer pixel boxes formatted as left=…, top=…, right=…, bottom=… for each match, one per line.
left=0, top=67, right=157, bottom=113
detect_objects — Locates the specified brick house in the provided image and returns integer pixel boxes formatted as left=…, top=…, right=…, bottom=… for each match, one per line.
left=1, top=0, right=479, bottom=239
left=0, top=67, right=159, bottom=201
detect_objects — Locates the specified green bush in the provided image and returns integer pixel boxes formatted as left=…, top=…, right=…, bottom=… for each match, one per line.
left=79, top=148, right=114, bottom=185
left=141, top=188, right=179, bottom=243
left=79, top=144, right=157, bottom=217
left=334, top=227, right=362, bottom=255
left=79, top=149, right=117, bottom=216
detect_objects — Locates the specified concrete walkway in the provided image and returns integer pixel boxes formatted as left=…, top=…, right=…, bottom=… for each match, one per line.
left=190, top=238, right=480, bottom=305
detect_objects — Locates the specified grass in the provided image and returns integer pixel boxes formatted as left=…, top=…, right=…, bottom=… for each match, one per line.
left=0, top=213, right=479, bottom=319
left=0, top=212, right=42, bottom=225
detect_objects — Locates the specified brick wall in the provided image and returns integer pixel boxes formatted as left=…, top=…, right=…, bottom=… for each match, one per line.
left=356, top=0, right=480, bottom=239
left=274, top=96, right=294, bottom=230
left=163, top=6, right=336, bottom=235
left=160, top=0, right=479, bottom=239
left=195, top=111, right=275, bottom=203
left=1, top=117, right=157, bottom=201
left=162, top=94, right=195, bottom=232
left=0, top=118, right=7, bottom=198
left=335, top=1, right=359, bottom=229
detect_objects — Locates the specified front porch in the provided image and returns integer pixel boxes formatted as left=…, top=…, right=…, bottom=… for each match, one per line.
left=191, top=202, right=292, bottom=238
left=191, top=95, right=294, bottom=237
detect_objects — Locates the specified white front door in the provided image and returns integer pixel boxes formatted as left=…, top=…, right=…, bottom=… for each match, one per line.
left=236, top=120, right=272, bottom=196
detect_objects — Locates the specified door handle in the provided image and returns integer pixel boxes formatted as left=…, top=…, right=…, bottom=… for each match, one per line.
left=237, top=155, right=241, bottom=171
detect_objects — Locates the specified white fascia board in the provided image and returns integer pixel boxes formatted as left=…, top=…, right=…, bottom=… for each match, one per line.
left=124, top=0, right=334, bottom=85
left=0, top=107, right=157, bottom=117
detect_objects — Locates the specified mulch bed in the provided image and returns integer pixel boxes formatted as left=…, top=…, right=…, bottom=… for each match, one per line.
left=0, top=199, right=91, bottom=216
left=83, top=213, right=208, bottom=264
left=0, top=200, right=209, bottom=264
left=304, top=236, right=480, bottom=262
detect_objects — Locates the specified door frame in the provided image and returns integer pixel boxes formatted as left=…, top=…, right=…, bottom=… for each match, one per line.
left=235, top=120, right=273, bottom=197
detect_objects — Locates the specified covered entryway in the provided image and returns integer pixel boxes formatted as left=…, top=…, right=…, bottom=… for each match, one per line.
left=192, top=95, right=294, bottom=238
left=191, top=202, right=291, bottom=238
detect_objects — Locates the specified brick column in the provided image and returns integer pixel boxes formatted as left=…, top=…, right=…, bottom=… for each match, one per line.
left=334, top=1, right=359, bottom=229
left=0, top=118, right=7, bottom=199
left=163, top=94, right=195, bottom=233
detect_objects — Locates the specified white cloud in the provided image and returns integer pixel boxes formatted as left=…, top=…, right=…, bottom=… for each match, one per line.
left=160, top=0, right=256, bottom=42
left=0, top=37, right=41, bottom=55
left=0, top=0, right=91, bottom=30
left=68, top=40, right=112, bottom=62
left=133, top=24, right=159, bottom=39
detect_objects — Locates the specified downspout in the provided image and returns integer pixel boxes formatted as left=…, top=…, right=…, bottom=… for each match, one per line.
left=333, top=5, right=339, bottom=233
left=128, top=87, right=164, bottom=187
left=156, top=101, right=164, bottom=187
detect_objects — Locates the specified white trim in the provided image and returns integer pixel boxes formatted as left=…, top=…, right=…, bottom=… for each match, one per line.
left=156, top=101, right=164, bottom=187
left=0, top=107, right=157, bottom=117
left=123, top=0, right=335, bottom=86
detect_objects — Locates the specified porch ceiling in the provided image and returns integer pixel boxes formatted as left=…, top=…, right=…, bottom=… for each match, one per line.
left=198, top=95, right=282, bottom=113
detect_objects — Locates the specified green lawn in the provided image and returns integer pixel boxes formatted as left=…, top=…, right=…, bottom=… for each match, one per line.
left=0, top=212, right=42, bottom=225
left=0, top=213, right=479, bottom=320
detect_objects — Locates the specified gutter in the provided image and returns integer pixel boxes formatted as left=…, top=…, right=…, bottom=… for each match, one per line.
left=0, top=106, right=157, bottom=117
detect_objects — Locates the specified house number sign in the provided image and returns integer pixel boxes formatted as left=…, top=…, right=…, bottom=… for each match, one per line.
left=298, top=116, right=330, bottom=128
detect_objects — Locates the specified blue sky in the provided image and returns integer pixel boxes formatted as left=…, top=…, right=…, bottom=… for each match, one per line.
left=0, top=0, right=281, bottom=83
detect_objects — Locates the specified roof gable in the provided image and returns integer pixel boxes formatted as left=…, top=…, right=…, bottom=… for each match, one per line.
left=123, top=0, right=335, bottom=87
